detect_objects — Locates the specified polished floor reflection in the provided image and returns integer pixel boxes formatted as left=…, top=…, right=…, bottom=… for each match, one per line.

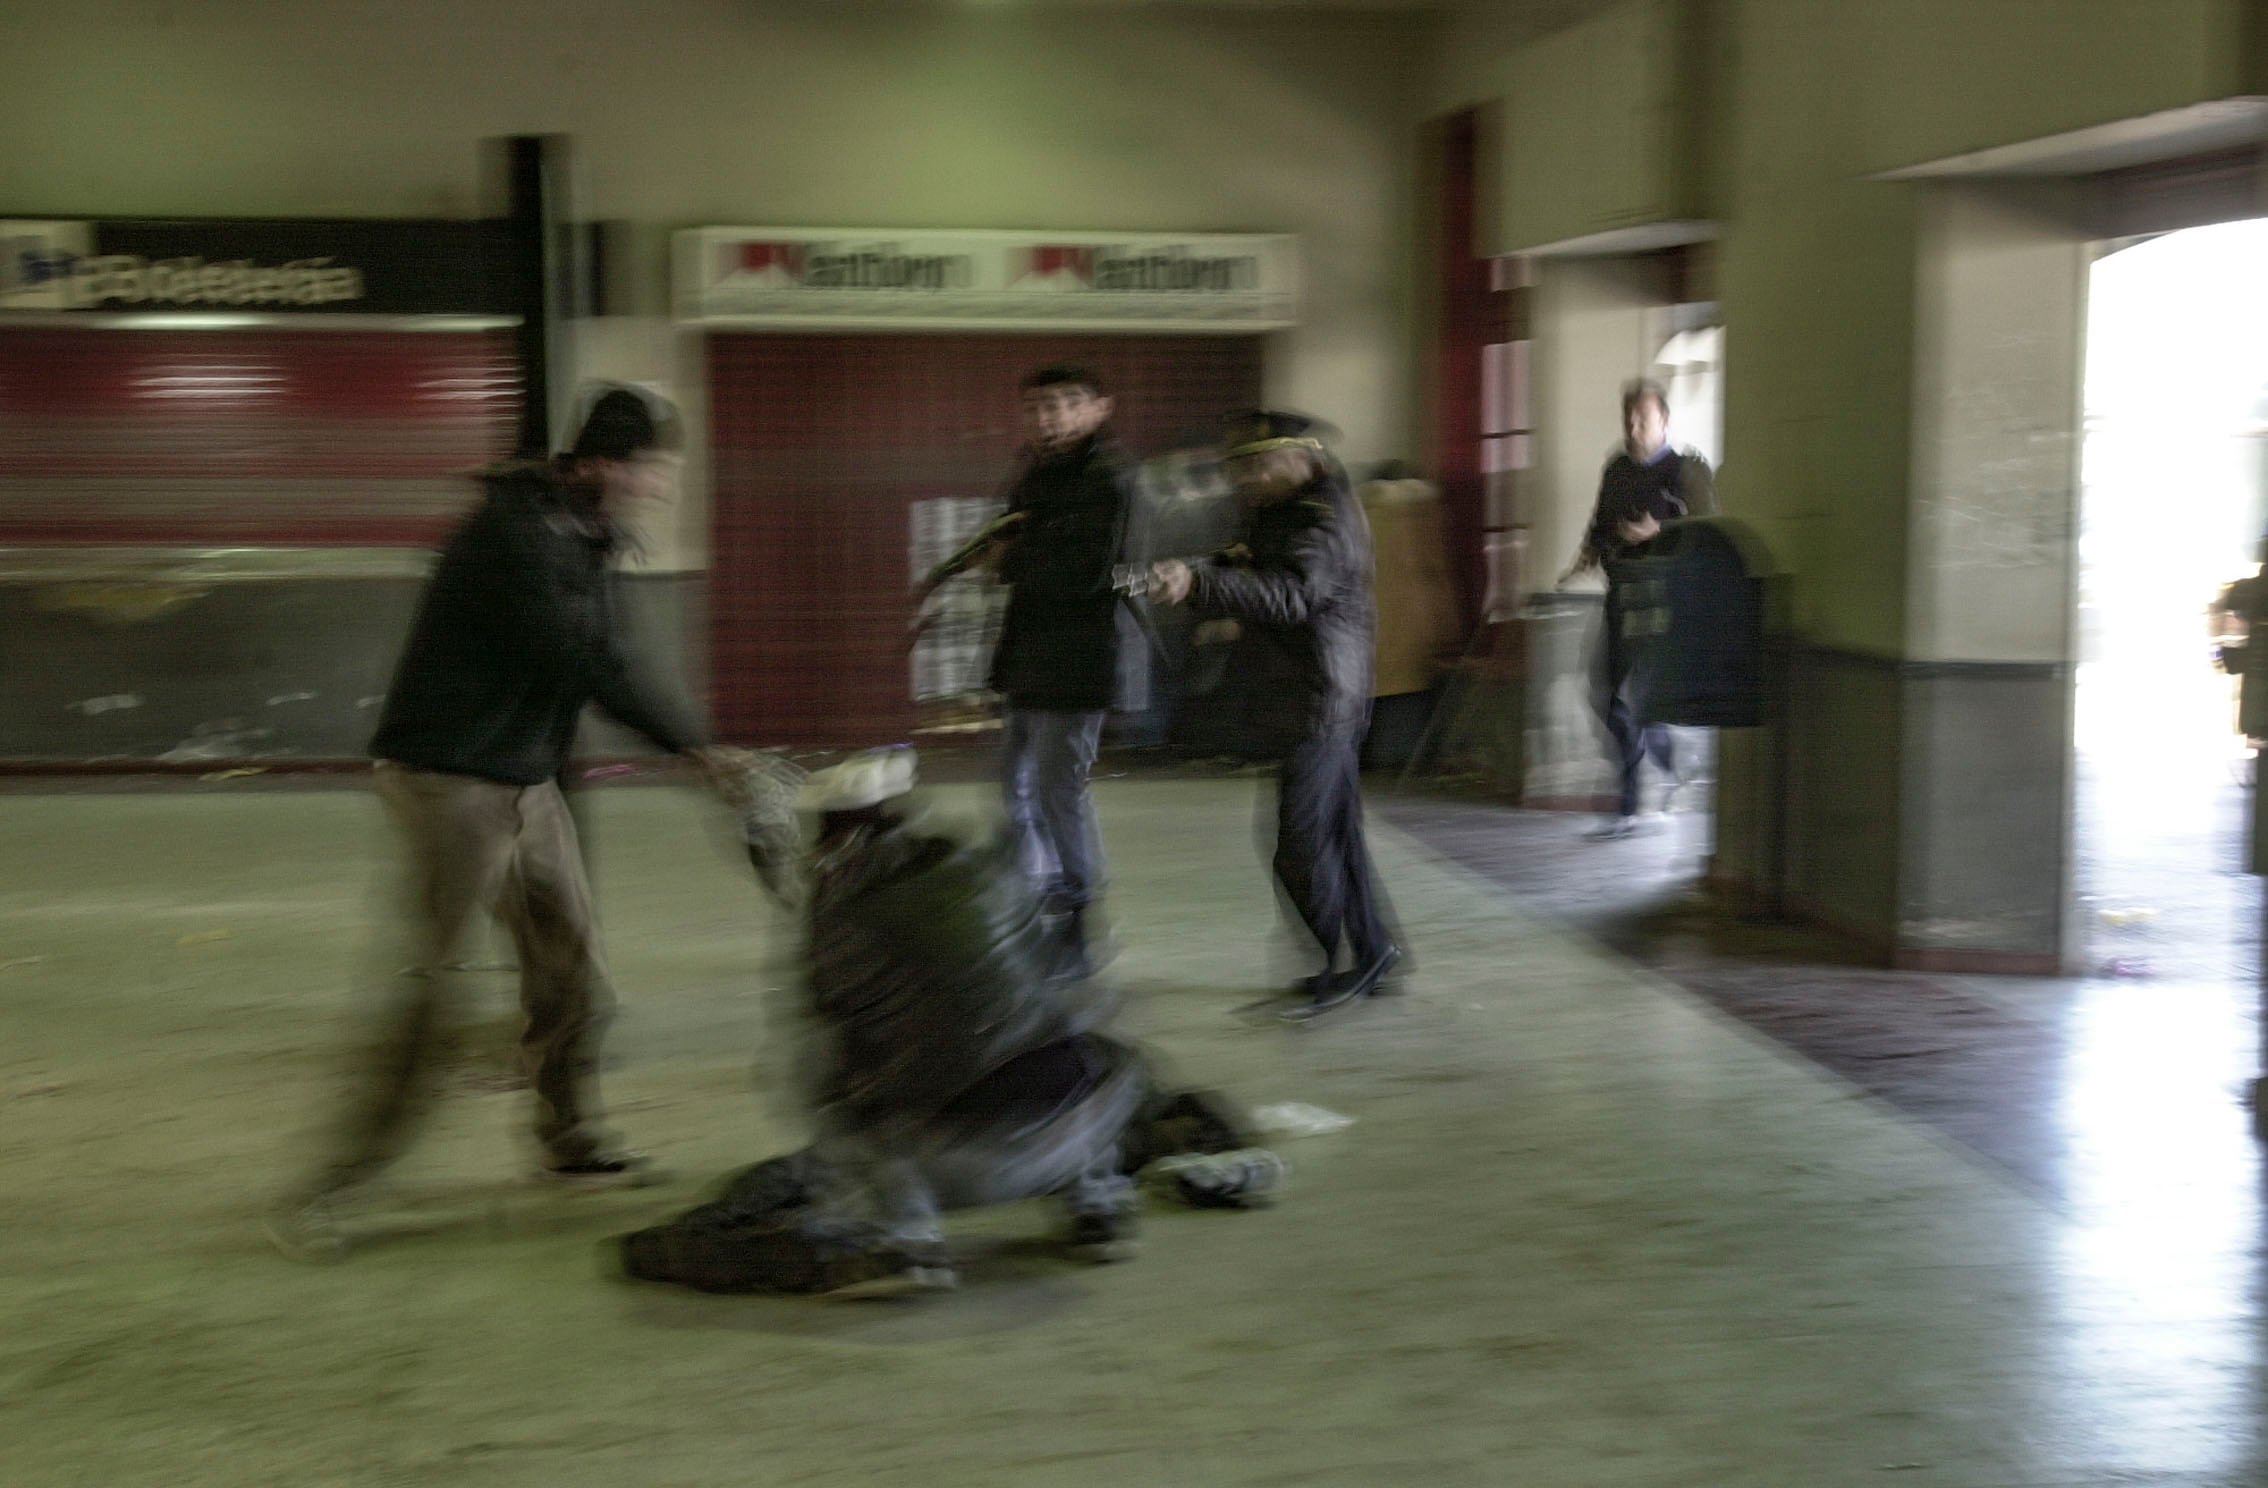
left=1, top=777, right=2261, bottom=1485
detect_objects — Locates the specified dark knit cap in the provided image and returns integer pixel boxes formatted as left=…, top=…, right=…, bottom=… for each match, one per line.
left=570, top=386, right=681, bottom=461
left=1020, top=363, right=1106, bottom=396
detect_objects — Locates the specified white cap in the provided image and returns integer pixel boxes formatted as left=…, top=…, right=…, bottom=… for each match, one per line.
left=795, top=748, right=918, bottom=813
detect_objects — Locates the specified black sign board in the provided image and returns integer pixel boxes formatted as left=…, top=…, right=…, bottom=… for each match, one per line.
left=0, top=217, right=513, bottom=316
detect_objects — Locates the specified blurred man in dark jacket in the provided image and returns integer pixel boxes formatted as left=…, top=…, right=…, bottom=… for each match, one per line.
left=1148, top=411, right=1402, bottom=1023
left=987, top=364, right=1149, bottom=976
left=269, top=387, right=746, bottom=1260
left=1559, top=378, right=1715, bottom=838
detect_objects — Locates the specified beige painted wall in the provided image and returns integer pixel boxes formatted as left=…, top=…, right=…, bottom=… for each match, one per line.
left=1715, top=0, right=2259, bottom=653
left=1906, top=182, right=2092, bottom=666
left=1711, top=0, right=1920, bottom=652
left=1492, top=0, right=1703, bottom=255
left=1530, top=256, right=1668, bottom=594
left=1846, top=0, right=2249, bottom=177
left=0, top=0, right=1432, bottom=570
left=1426, top=0, right=1624, bottom=114
left=1425, top=0, right=2263, bottom=651
left=1415, top=0, right=2265, bottom=952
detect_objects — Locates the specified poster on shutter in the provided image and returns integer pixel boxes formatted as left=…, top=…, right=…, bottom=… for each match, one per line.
left=910, top=497, right=1010, bottom=708
left=676, top=228, right=1298, bottom=332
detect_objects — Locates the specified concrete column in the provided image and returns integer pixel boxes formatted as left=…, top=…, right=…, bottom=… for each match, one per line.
left=1898, top=179, right=2091, bottom=968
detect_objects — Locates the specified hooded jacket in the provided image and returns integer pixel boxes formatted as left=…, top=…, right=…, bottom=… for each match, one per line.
left=369, top=460, right=704, bottom=785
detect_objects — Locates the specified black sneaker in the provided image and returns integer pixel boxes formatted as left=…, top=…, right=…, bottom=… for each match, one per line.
left=1234, top=968, right=1333, bottom=1020
left=1065, top=1206, right=1142, bottom=1264
left=538, top=1151, right=670, bottom=1192
left=1335, top=944, right=1403, bottom=1001
left=1276, top=967, right=1369, bottom=1024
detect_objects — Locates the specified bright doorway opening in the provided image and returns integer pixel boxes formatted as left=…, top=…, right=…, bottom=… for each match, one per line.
left=2077, top=219, right=2268, bottom=981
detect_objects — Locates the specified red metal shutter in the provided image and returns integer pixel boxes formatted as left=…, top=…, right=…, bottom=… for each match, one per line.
left=707, top=332, right=1264, bottom=747
left=0, top=327, right=519, bottom=545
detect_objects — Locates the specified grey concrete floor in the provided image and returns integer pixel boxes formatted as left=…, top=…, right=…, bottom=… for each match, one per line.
left=2, top=777, right=2263, bottom=1486
left=1378, top=759, right=2265, bottom=1211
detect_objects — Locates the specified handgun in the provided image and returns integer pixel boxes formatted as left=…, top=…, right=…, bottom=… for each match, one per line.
left=1108, top=543, right=1252, bottom=597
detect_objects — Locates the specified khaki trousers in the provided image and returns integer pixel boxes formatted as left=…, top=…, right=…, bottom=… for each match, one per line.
left=320, top=763, right=614, bottom=1188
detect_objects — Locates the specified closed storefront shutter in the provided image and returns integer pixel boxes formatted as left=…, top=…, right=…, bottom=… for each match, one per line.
left=707, top=332, right=1262, bottom=746
left=0, top=327, right=519, bottom=546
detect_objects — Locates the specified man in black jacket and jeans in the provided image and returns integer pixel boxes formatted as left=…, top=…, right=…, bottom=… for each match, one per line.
left=1148, top=411, right=1401, bottom=1024
left=269, top=388, right=745, bottom=1259
left=987, top=365, right=1148, bottom=977
left=1560, top=378, right=1715, bottom=838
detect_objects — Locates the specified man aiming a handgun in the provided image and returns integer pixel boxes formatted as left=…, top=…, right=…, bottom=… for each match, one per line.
left=1146, top=410, right=1401, bottom=1023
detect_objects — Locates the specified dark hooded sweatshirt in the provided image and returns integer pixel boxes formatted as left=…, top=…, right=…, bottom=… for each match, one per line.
left=369, top=460, right=704, bottom=786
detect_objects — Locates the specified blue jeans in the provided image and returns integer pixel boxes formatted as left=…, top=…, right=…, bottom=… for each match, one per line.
left=1594, top=594, right=1675, bottom=818
left=1002, top=707, right=1108, bottom=909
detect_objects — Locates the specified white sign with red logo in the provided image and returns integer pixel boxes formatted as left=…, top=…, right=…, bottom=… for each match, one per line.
left=674, top=228, right=1298, bottom=331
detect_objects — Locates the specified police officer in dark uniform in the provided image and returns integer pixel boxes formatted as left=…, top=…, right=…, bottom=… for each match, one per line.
left=1148, top=411, right=1401, bottom=1023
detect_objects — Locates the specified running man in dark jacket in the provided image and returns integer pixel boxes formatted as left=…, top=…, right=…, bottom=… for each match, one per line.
left=1559, top=378, right=1716, bottom=837
left=1148, top=410, right=1403, bottom=1024
left=269, top=387, right=745, bottom=1259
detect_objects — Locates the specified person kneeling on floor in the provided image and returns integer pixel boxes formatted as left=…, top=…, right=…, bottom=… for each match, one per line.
left=623, top=747, right=1284, bottom=1297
